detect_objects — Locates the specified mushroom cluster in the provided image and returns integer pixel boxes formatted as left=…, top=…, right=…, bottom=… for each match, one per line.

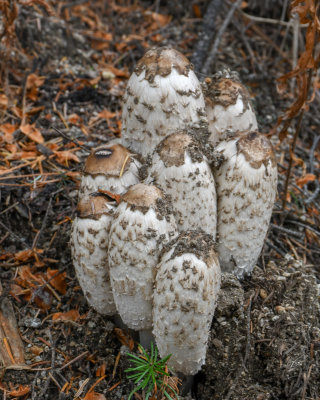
left=70, top=47, right=277, bottom=383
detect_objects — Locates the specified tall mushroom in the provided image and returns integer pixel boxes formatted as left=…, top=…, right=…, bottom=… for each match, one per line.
left=121, top=47, right=208, bottom=156
left=153, top=231, right=221, bottom=378
left=213, top=131, right=277, bottom=278
left=202, top=70, right=258, bottom=146
left=147, top=131, right=217, bottom=238
left=108, top=183, right=177, bottom=346
left=70, top=193, right=116, bottom=315
left=79, top=143, right=141, bottom=199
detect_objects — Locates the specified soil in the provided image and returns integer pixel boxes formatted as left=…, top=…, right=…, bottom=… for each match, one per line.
left=0, top=1, right=319, bottom=399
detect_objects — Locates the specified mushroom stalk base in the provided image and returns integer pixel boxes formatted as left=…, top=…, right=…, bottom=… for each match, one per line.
left=139, top=330, right=155, bottom=350
left=177, top=373, right=194, bottom=396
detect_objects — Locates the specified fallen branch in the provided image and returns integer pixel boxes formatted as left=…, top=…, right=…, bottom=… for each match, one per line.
left=191, top=0, right=223, bottom=73
left=201, top=0, right=243, bottom=75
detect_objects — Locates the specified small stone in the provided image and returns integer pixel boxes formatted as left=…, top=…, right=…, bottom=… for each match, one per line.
left=102, top=70, right=115, bottom=80
left=260, top=289, right=268, bottom=299
left=275, top=306, right=286, bottom=314
left=22, top=317, right=41, bottom=328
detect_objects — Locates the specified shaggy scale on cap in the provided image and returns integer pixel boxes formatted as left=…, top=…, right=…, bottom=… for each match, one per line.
left=70, top=194, right=117, bottom=315
left=147, top=131, right=217, bottom=238
left=202, top=70, right=258, bottom=146
left=121, top=47, right=208, bottom=155
left=79, top=143, right=140, bottom=198
left=153, top=231, right=221, bottom=375
left=108, top=183, right=177, bottom=332
left=213, top=131, right=277, bottom=278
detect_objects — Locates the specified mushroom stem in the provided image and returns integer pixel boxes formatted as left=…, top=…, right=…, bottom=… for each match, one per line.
left=177, top=373, right=194, bottom=396
left=139, top=330, right=155, bottom=350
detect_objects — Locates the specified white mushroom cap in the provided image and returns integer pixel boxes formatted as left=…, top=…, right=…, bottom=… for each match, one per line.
left=79, top=143, right=141, bottom=198
left=121, top=47, right=208, bottom=156
left=213, top=131, right=277, bottom=278
left=147, top=131, right=217, bottom=238
left=108, top=183, right=177, bottom=331
left=202, top=70, right=258, bottom=146
left=153, top=231, right=221, bottom=375
left=70, top=193, right=117, bottom=315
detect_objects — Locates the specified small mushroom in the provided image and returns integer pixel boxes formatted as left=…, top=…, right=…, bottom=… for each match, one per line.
left=70, top=193, right=117, bottom=315
left=79, top=143, right=141, bottom=199
left=202, top=69, right=258, bottom=146
left=147, top=131, right=217, bottom=238
left=153, top=231, right=221, bottom=376
left=108, top=183, right=177, bottom=345
left=213, top=131, right=277, bottom=278
left=122, top=47, right=208, bottom=156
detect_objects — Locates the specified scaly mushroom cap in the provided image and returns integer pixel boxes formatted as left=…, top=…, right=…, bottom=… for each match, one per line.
left=153, top=231, right=221, bottom=375
left=202, top=70, right=258, bottom=146
left=213, top=131, right=277, bottom=278
left=122, top=182, right=163, bottom=208
left=108, top=183, right=177, bottom=330
left=70, top=193, right=117, bottom=315
left=121, top=47, right=208, bottom=156
left=79, top=143, right=141, bottom=198
left=147, top=131, right=217, bottom=237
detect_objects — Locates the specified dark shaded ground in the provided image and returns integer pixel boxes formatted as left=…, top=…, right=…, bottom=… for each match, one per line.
left=0, top=1, right=319, bottom=399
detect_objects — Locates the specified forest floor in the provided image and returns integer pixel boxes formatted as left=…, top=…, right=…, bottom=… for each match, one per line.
left=0, top=1, right=319, bottom=399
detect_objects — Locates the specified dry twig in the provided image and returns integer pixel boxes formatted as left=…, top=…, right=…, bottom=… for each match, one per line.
left=201, top=0, right=243, bottom=75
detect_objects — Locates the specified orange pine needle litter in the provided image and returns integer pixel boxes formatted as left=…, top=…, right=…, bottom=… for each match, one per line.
left=3, top=337, right=16, bottom=364
left=87, top=375, right=107, bottom=394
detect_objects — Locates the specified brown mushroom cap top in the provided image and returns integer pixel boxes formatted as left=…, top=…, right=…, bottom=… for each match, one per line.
left=236, top=131, right=276, bottom=169
left=203, top=76, right=251, bottom=110
left=165, top=230, right=218, bottom=267
left=156, top=131, right=205, bottom=167
left=135, top=47, right=192, bottom=83
left=122, top=183, right=163, bottom=208
left=77, top=194, right=113, bottom=219
left=84, top=144, right=134, bottom=177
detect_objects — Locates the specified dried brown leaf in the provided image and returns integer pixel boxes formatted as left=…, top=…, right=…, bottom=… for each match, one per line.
left=20, top=124, right=44, bottom=144
left=103, top=65, right=129, bottom=78
left=150, top=12, right=171, bottom=28
left=114, top=328, right=134, bottom=350
left=53, top=149, right=80, bottom=165
left=273, top=0, right=320, bottom=139
left=26, top=73, right=45, bottom=90
left=68, top=113, right=82, bottom=125
left=8, top=384, right=30, bottom=397
left=0, top=94, right=8, bottom=109
left=98, top=109, right=117, bottom=120
left=52, top=309, right=80, bottom=322
left=47, top=269, right=67, bottom=295
left=29, top=345, right=43, bottom=355
left=0, top=123, right=18, bottom=143
left=296, top=173, right=316, bottom=187
left=84, top=392, right=106, bottom=400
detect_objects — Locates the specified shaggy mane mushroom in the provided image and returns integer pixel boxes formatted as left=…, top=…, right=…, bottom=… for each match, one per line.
left=202, top=69, right=258, bottom=146
left=121, top=47, right=208, bottom=156
left=147, top=130, right=217, bottom=238
left=108, top=183, right=177, bottom=347
left=213, top=131, right=277, bottom=278
left=70, top=193, right=116, bottom=315
left=153, top=230, right=221, bottom=391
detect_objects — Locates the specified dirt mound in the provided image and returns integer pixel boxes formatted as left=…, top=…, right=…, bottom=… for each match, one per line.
left=196, top=259, right=320, bottom=399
